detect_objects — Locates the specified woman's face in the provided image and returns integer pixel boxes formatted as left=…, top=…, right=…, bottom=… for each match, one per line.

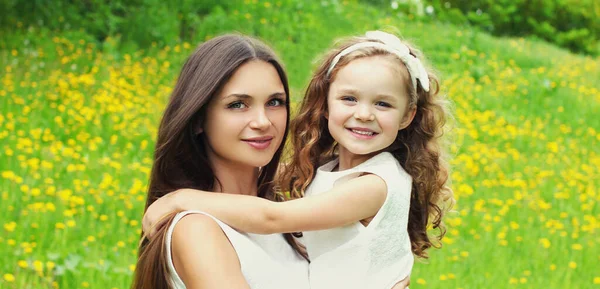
left=201, top=60, right=288, bottom=169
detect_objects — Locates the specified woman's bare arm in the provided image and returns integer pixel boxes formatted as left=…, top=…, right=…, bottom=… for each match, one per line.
left=171, top=214, right=251, bottom=289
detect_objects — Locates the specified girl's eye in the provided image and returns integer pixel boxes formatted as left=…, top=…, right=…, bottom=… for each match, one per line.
left=227, top=101, right=247, bottom=109
left=375, top=101, right=392, bottom=108
left=341, top=96, right=357, bottom=102
left=267, top=98, right=286, bottom=107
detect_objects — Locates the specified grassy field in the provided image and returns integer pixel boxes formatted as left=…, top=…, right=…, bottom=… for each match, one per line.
left=1, top=1, right=599, bottom=288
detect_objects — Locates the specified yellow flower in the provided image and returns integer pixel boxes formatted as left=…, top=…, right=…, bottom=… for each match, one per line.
left=569, top=262, right=577, bottom=269
left=3, top=273, right=15, bottom=282
left=2, top=171, right=15, bottom=180
left=46, top=261, right=55, bottom=270
left=17, top=260, right=28, bottom=268
left=33, top=260, right=43, bottom=272
left=3, top=222, right=16, bottom=232
left=539, top=238, right=551, bottom=248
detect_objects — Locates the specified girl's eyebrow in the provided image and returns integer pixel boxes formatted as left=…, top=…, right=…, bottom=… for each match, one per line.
left=377, top=94, right=399, bottom=102
left=337, top=88, right=360, bottom=95
left=337, top=88, right=398, bottom=102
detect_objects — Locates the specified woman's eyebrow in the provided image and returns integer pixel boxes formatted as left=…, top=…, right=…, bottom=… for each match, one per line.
left=224, top=92, right=286, bottom=99
left=222, top=93, right=251, bottom=100
left=270, top=92, right=286, bottom=98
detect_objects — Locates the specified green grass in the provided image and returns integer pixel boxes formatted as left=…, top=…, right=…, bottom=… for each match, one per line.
left=1, top=0, right=599, bottom=288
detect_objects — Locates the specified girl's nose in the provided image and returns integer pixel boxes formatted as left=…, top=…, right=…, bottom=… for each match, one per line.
left=353, top=105, right=375, bottom=122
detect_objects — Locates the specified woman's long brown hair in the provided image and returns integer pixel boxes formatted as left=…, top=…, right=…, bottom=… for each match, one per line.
left=131, top=34, right=293, bottom=289
left=279, top=35, right=455, bottom=259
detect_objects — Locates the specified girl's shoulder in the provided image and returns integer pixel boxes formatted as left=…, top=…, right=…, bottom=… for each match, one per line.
left=358, top=152, right=411, bottom=181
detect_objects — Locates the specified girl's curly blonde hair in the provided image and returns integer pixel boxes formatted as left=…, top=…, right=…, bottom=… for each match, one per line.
left=279, top=34, right=454, bottom=259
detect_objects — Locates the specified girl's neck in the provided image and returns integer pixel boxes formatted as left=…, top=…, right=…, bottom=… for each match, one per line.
left=210, top=159, right=260, bottom=196
left=336, top=146, right=377, bottom=171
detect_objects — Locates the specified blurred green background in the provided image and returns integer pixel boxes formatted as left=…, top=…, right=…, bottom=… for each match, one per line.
left=1, top=0, right=599, bottom=288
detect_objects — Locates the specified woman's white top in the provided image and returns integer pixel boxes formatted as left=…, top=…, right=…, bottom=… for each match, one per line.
left=303, top=152, right=414, bottom=289
left=165, top=210, right=309, bottom=289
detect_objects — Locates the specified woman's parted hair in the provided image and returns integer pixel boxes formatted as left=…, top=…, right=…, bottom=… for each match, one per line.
left=131, top=34, right=292, bottom=289
left=279, top=34, right=455, bottom=259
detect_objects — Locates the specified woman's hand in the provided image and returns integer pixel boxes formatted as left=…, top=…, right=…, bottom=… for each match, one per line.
left=142, top=189, right=190, bottom=238
left=391, top=275, right=410, bottom=289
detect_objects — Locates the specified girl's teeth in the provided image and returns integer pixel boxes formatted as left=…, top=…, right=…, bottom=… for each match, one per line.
left=352, top=129, right=374, bottom=136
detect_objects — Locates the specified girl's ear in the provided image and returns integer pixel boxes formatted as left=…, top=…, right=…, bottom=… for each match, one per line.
left=399, top=106, right=417, bottom=130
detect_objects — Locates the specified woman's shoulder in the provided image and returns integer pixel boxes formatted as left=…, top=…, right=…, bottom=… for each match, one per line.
left=171, top=212, right=224, bottom=242
left=169, top=212, right=233, bottom=268
left=167, top=212, right=248, bottom=288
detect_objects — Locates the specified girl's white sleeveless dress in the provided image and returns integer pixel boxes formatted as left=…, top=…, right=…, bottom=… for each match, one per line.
left=165, top=210, right=309, bottom=289
left=304, top=152, right=414, bottom=289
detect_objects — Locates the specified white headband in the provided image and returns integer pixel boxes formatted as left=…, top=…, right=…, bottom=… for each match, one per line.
left=326, top=30, right=430, bottom=92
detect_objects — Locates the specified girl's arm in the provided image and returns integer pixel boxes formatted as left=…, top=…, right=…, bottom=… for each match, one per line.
left=171, top=213, right=251, bottom=289
left=144, top=174, right=387, bottom=236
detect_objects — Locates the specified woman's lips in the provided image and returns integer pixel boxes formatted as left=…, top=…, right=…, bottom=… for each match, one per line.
left=242, top=136, right=273, bottom=150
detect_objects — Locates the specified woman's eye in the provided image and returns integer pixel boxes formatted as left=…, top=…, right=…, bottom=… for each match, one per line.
left=268, top=98, right=286, bottom=107
left=375, top=101, right=392, bottom=108
left=227, top=101, right=247, bottom=109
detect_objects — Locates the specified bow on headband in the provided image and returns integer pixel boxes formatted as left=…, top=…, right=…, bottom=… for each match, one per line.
left=326, top=30, right=430, bottom=92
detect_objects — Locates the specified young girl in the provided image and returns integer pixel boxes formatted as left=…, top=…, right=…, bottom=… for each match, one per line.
left=144, top=31, right=452, bottom=289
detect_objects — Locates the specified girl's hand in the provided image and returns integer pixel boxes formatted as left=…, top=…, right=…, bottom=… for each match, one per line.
left=142, top=189, right=190, bottom=238
left=391, top=275, right=410, bottom=289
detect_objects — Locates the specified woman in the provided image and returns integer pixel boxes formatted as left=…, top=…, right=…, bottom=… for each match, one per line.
left=131, top=34, right=308, bottom=289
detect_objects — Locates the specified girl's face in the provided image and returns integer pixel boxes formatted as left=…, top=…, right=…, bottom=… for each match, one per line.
left=201, top=60, right=288, bottom=169
left=327, top=55, right=415, bottom=164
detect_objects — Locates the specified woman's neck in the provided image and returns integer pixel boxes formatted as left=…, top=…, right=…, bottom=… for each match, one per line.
left=211, top=160, right=260, bottom=196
